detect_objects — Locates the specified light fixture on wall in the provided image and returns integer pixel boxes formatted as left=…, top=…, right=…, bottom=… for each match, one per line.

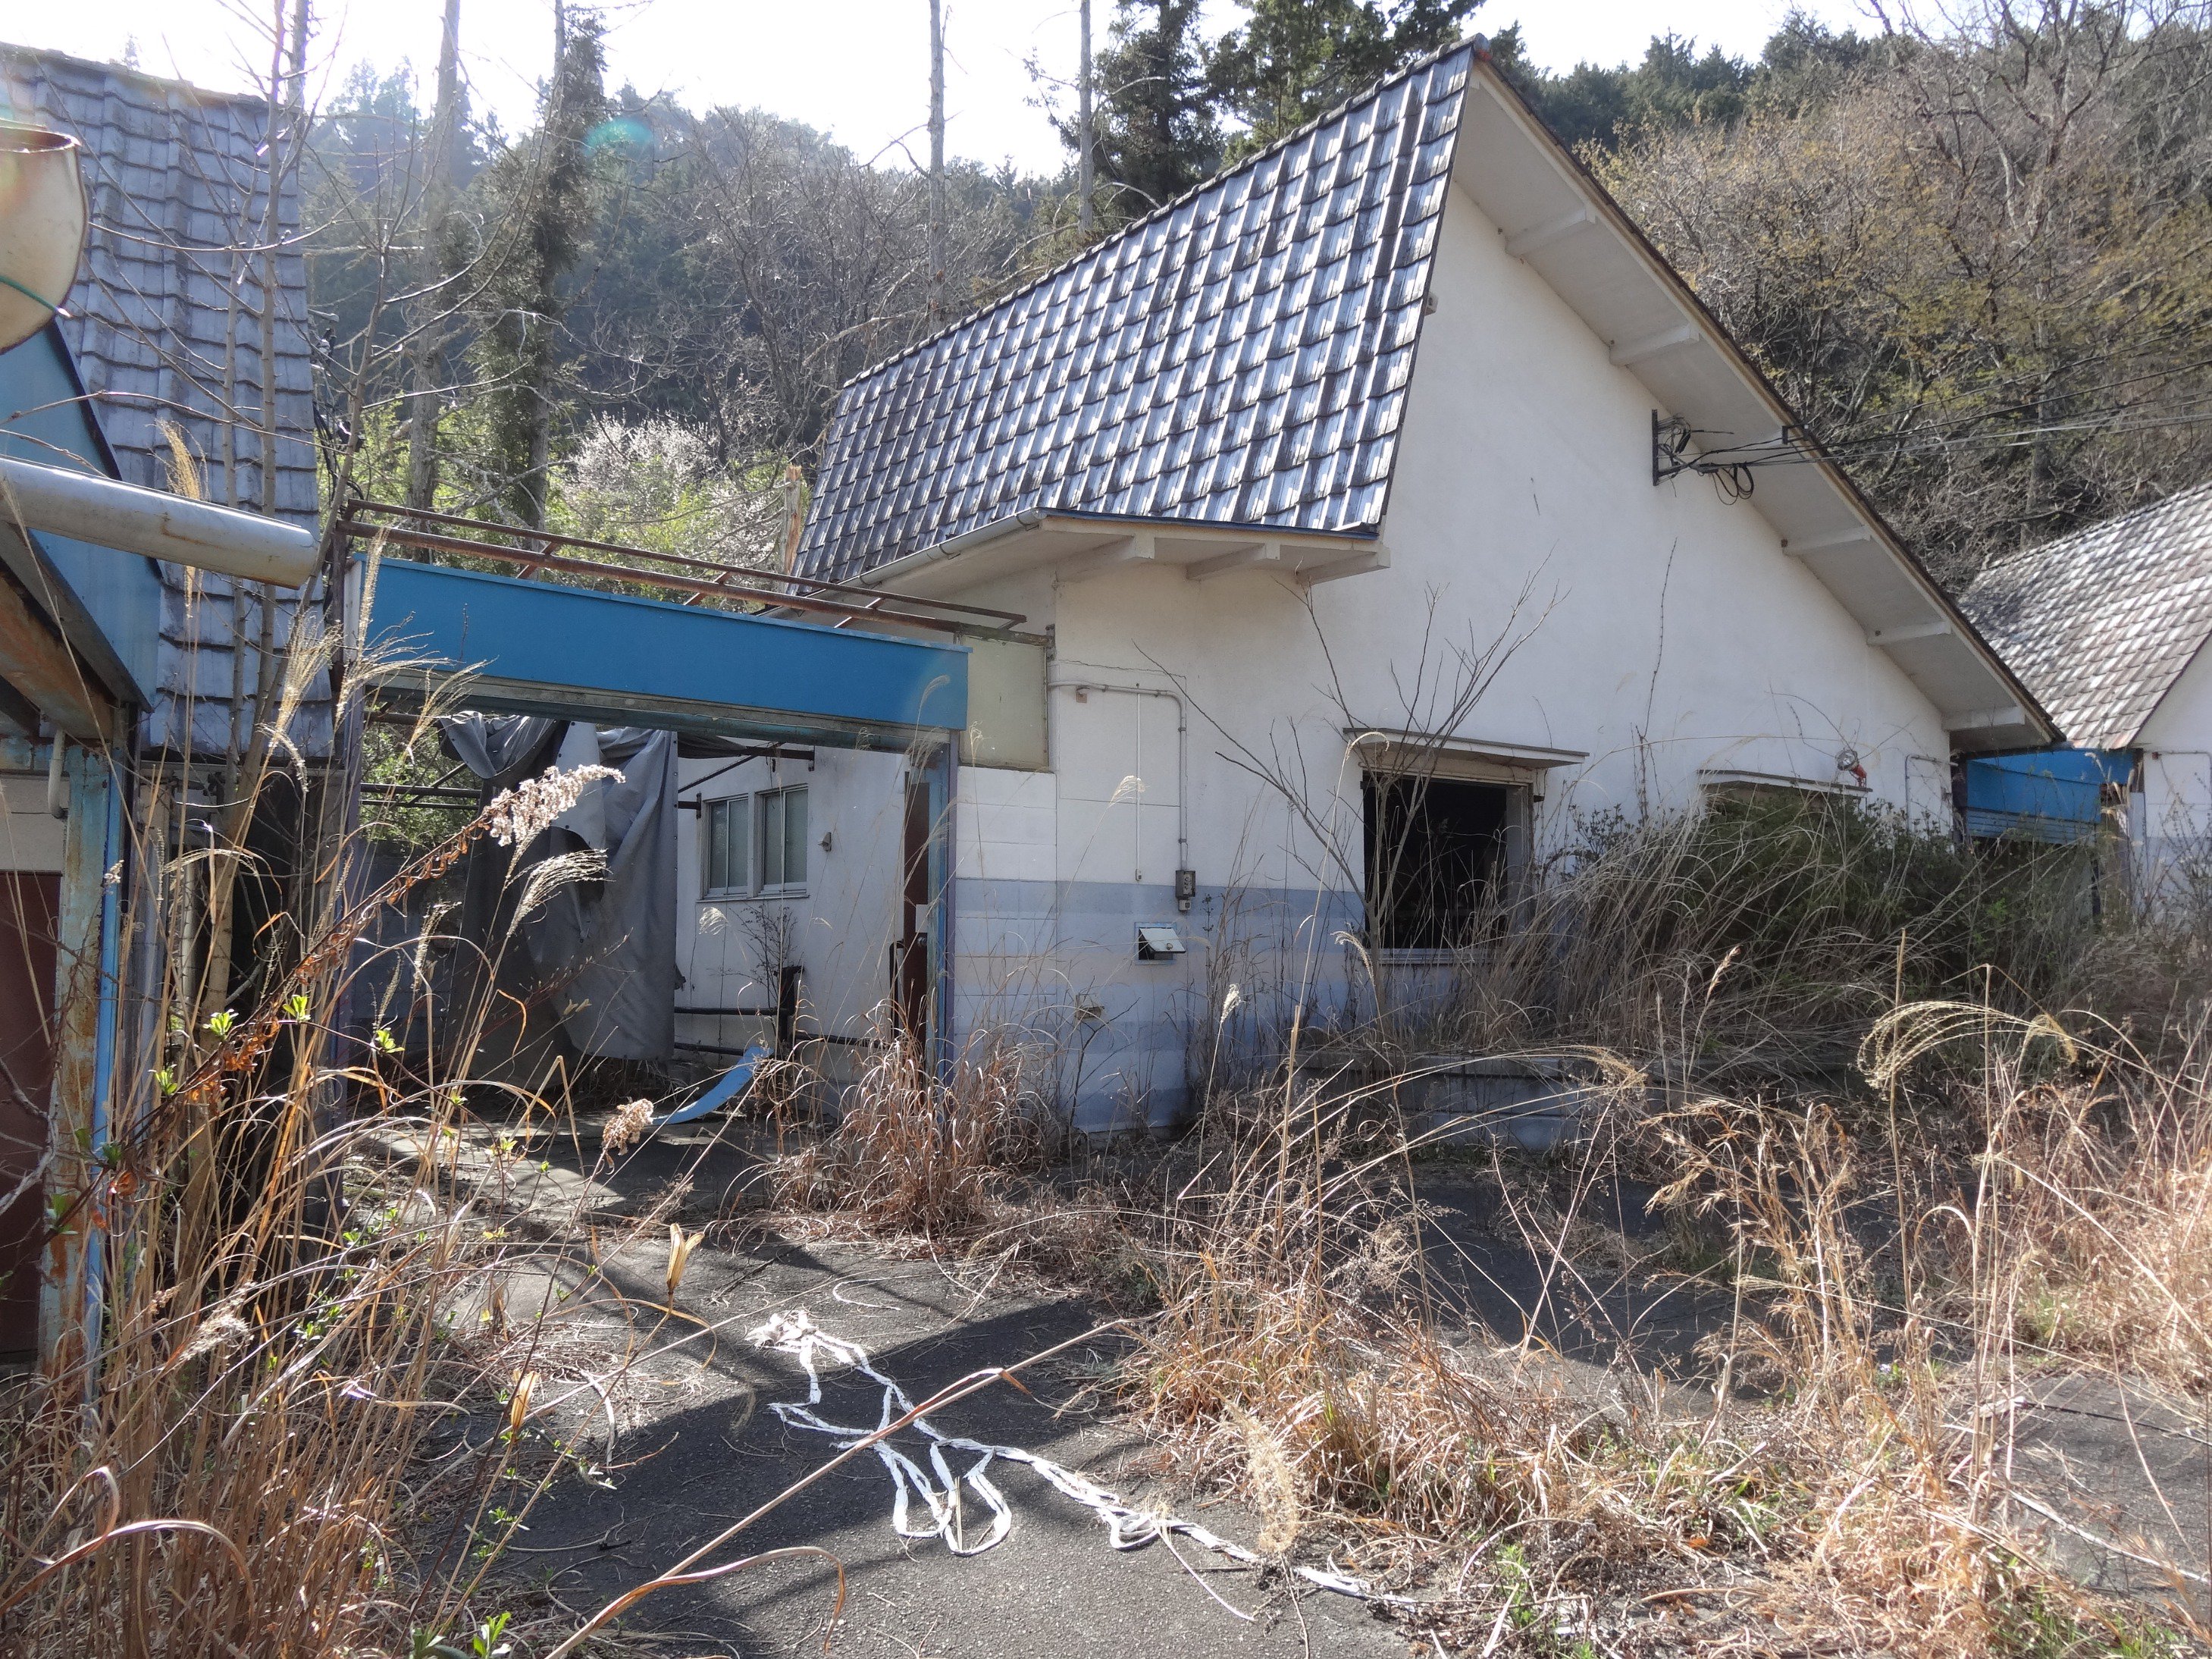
left=0, top=121, right=86, bottom=353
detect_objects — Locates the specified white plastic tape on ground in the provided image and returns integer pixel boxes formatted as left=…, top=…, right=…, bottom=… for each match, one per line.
left=749, top=1309, right=1392, bottom=1602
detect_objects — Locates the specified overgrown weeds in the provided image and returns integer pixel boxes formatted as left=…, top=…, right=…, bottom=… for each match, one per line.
left=1104, top=998, right=2212, bottom=1654
left=0, top=689, right=690, bottom=1654
left=1423, top=794, right=2109, bottom=1088
left=767, top=1031, right=1057, bottom=1237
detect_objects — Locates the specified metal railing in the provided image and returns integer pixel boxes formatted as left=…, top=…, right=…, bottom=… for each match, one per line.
left=336, top=498, right=1026, bottom=638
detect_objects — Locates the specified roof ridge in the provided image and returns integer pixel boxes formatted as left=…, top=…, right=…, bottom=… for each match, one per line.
left=0, top=40, right=276, bottom=112
left=832, top=36, right=1477, bottom=397
left=1971, top=475, right=2212, bottom=586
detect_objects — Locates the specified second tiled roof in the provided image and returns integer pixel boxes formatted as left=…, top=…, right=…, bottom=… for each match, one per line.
left=1960, top=480, right=2212, bottom=748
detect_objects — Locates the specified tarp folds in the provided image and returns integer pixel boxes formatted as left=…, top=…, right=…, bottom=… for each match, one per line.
left=1963, top=748, right=2130, bottom=842
left=443, top=715, right=676, bottom=1062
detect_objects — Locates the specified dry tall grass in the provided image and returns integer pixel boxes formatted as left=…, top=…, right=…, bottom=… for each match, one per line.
left=1867, top=1004, right=2212, bottom=1396
left=1111, top=998, right=2212, bottom=1656
left=768, top=1031, right=1056, bottom=1237
left=0, top=704, right=678, bottom=1654
left=1418, top=795, right=2105, bottom=1088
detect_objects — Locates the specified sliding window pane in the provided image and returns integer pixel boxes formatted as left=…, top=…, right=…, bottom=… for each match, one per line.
left=783, top=788, right=808, bottom=888
left=705, top=801, right=728, bottom=895
left=703, top=798, right=750, bottom=895
left=728, top=798, right=750, bottom=892
left=759, top=791, right=785, bottom=889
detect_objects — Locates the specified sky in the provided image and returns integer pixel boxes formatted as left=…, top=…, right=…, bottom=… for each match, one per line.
left=11, top=0, right=1876, bottom=173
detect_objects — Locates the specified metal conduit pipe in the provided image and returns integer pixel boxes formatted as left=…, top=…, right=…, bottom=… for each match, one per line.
left=0, top=454, right=319, bottom=587
left=1048, top=677, right=1191, bottom=906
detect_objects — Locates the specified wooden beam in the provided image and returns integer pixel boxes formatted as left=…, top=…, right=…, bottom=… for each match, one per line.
left=0, top=550, right=114, bottom=744
left=1186, top=541, right=1280, bottom=581
left=1060, top=532, right=1156, bottom=583
left=1781, top=525, right=1875, bottom=555
left=1866, top=618, right=1954, bottom=646
left=0, top=676, right=41, bottom=736
left=1609, top=321, right=1702, bottom=368
left=1504, top=205, right=1596, bottom=259
left=1294, top=546, right=1389, bottom=588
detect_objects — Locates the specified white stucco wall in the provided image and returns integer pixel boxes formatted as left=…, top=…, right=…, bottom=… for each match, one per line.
left=673, top=748, right=911, bottom=1064
left=2132, top=641, right=2212, bottom=898
left=898, top=184, right=1957, bottom=1126
left=793, top=181, right=1961, bottom=1129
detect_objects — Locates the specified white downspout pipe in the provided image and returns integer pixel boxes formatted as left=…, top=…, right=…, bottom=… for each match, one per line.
left=0, top=454, right=318, bottom=587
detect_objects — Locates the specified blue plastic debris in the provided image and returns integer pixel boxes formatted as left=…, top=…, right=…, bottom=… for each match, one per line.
left=661, top=1045, right=770, bottom=1128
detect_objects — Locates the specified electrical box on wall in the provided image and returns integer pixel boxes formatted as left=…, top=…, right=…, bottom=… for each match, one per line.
left=1174, top=868, right=1196, bottom=911
left=1136, top=924, right=1186, bottom=962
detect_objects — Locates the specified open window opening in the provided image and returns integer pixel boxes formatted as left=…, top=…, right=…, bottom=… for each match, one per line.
left=1362, top=772, right=1523, bottom=952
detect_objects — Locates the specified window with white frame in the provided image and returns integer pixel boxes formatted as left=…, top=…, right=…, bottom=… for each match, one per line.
left=699, top=786, right=808, bottom=898
left=757, top=786, right=808, bottom=894
left=701, top=796, right=750, bottom=897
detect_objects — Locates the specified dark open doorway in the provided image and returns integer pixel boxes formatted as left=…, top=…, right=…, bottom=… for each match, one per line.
left=1363, top=773, right=1515, bottom=951
left=0, top=871, right=58, bottom=1357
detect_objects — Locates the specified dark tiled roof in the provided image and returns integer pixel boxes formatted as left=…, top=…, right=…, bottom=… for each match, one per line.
left=796, top=43, right=1474, bottom=583
left=1960, top=481, right=2212, bottom=749
left=0, top=46, right=315, bottom=525
left=0, top=45, right=324, bottom=757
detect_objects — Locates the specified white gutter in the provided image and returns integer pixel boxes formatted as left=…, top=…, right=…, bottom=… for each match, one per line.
left=0, top=454, right=319, bottom=587
left=857, top=508, right=1048, bottom=590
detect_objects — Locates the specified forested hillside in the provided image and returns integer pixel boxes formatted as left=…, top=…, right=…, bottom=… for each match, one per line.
left=305, top=0, right=2212, bottom=588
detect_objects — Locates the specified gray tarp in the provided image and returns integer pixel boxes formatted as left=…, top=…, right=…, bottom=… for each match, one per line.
left=442, top=715, right=676, bottom=1062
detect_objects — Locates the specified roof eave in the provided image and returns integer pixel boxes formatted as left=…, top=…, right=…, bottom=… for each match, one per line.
left=1460, top=52, right=2057, bottom=752
left=858, top=510, right=1385, bottom=599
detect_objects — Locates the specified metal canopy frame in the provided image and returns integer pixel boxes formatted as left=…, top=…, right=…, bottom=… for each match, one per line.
left=365, top=557, right=970, bottom=750
left=339, top=499, right=1025, bottom=638
left=361, top=553, right=966, bottom=1061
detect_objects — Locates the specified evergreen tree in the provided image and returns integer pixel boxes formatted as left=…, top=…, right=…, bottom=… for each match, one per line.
left=1089, top=0, right=1222, bottom=217
left=1487, top=14, right=1877, bottom=152
left=469, top=11, right=606, bottom=527
left=1208, top=0, right=1483, bottom=152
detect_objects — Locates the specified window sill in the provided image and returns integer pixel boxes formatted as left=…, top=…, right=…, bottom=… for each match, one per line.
left=699, top=890, right=809, bottom=904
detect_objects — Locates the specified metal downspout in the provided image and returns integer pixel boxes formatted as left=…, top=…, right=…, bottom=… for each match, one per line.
left=83, top=754, right=122, bottom=1369
left=931, top=738, right=958, bottom=1078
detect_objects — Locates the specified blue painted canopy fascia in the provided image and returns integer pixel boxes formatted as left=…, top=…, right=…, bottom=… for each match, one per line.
left=367, top=558, right=968, bottom=742
left=1963, top=748, right=2128, bottom=842
left=0, top=325, right=162, bottom=704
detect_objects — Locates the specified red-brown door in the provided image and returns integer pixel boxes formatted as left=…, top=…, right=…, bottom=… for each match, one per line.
left=893, top=777, right=931, bottom=1041
left=0, top=872, right=58, bottom=1357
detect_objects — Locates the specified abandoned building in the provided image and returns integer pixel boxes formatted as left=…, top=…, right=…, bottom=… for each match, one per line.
left=678, top=41, right=2054, bottom=1127
left=0, top=33, right=2098, bottom=1360
left=1961, top=478, right=2212, bottom=881
left=0, top=48, right=324, bottom=1361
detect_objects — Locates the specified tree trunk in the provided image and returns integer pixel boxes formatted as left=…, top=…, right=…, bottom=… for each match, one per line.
left=929, top=0, right=946, bottom=320
left=405, top=0, right=463, bottom=511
